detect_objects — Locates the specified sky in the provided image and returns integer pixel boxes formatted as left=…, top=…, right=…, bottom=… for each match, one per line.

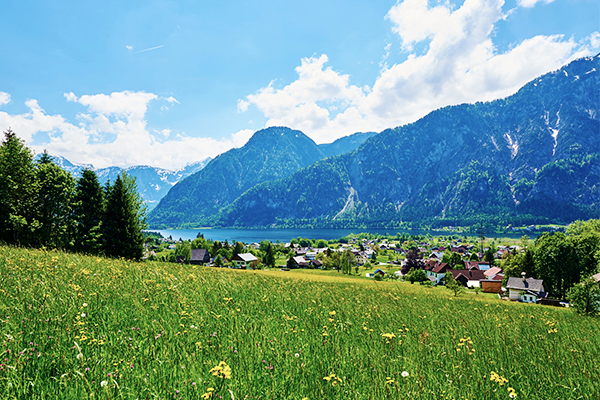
left=0, top=0, right=598, bottom=170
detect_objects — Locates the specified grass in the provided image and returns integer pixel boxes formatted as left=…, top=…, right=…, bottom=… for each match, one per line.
left=1, top=245, right=599, bottom=399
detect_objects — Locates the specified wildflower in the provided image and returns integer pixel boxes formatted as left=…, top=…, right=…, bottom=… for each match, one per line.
left=295, top=353, right=300, bottom=358
left=508, top=387, right=517, bottom=398
left=329, top=311, right=336, bottom=317
left=82, top=303, right=88, bottom=307
left=401, top=371, right=409, bottom=378
left=81, top=313, right=86, bottom=318
left=100, top=380, right=108, bottom=387
left=386, top=377, right=394, bottom=385
left=382, top=333, right=396, bottom=340
left=209, top=361, right=232, bottom=379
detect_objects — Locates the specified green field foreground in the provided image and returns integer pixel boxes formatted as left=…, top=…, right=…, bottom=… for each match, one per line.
left=1, top=246, right=599, bottom=399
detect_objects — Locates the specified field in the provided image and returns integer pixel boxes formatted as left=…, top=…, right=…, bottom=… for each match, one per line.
left=1, top=246, right=599, bottom=399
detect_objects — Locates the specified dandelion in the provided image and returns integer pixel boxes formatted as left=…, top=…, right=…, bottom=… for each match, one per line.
left=401, top=371, right=409, bottom=378
left=295, top=353, right=300, bottom=358
left=386, top=377, right=394, bottom=385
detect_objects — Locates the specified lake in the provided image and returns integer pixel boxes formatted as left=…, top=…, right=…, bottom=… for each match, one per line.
left=147, top=227, right=530, bottom=243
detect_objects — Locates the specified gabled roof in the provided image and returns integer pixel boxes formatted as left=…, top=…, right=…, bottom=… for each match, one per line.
left=233, top=253, right=258, bottom=262
left=484, top=266, right=503, bottom=277
left=464, top=261, right=480, bottom=270
left=450, top=269, right=486, bottom=281
left=432, top=262, right=449, bottom=274
left=505, top=277, right=544, bottom=293
left=191, top=248, right=209, bottom=261
left=293, top=256, right=307, bottom=264
left=592, top=272, right=600, bottom=282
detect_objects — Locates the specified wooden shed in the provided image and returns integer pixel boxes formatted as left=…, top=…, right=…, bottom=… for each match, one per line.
left=481, top=280, right=502, bottom=294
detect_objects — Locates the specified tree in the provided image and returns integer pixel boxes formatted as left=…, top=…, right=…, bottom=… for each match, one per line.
left=233, top=241, right=244, bottom=257
left=264, top=243, right=276, bottom=268
left=214, top=254, right=223, bottom=267
left=287, top=255, right=296, bottom=269
left=103, top=173, right=147, bottom=260
left=567, top=275, right=600, bottom=316
left=483, top=247, right=495, bottom=264
left=0, top=129, right=38, bottom=245
left=402, top=248, right=424, bottom=274
left=35, top=151, right=76, bottom=249
left=445, top=272, right=464, bottom=296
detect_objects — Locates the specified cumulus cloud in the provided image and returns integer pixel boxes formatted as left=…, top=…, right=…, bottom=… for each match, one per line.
left=0, top=92, right=11, bottom=107
left=0, top=91, right=251, bottom=170
left=238, top=0, right=599, bottom=144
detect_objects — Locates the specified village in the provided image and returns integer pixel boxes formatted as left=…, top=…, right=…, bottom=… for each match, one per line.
left=142, top=232, right=591, bottom=306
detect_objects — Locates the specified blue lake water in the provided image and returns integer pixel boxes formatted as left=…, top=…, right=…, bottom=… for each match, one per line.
left=148, top=227, right=530, bottom=243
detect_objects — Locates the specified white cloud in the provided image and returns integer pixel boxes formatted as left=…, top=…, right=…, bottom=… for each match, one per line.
left=238, top=0, right=599, bottom=144
left=516, top=0, right=557, bottom=8
left=0, top=91, right=253, bottom=170
left=0, top=92, right=11, bottom=107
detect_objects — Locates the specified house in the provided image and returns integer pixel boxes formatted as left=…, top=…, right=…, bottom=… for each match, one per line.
left=505, top=276, right=546, bottom=303
left=291, top=256, right=309, bottom=268
left=427, top=262, right=450, bottom=285
left=367, top=269, right=386, bottom=278
left=592, top=272, right=600, bottom=282
left=305, top=252, right=317, bottom=261
left=231, top=253, right=258, bottom=269
left=449, top=269, right=487, bottom=288
left=428, top=251, right=445, bottom=260
left=190, top=249, right=210, bottom=265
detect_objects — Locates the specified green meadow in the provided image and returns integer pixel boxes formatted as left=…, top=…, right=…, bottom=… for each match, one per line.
left=1, top=246, right=599, bottom=399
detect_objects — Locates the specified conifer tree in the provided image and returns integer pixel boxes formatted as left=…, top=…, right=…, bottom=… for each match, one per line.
left=73, top=169, right=105, bottom=254
left=265, top=242, right=276, bottom=268
left=0, top=129, right=38, bottom=245
left=35, top=151, right=76, bottom=249
left=103, top=173, right=147, bottom=260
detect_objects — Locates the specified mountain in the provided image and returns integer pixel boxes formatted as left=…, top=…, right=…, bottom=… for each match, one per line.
left=215, top=54, right=600, bottom=228
left=148, top=127, right=378, bottom=227
left=318, top=131, right=377, bottom=158
left=38, top=155, right=212, bottom=210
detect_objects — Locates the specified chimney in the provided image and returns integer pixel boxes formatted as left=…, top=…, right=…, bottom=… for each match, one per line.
left=521, top=271, right=526, bottom=283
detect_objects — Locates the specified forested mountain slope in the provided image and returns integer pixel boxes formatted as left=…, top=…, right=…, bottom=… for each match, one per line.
left=217, top=54, right=599, bottom=228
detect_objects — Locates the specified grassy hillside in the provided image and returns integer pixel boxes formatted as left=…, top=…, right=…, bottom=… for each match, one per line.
left=1, top=246, right=599, bottom=399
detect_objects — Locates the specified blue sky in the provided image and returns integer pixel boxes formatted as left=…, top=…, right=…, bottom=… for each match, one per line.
left=0, top=0, right=598, bottom=169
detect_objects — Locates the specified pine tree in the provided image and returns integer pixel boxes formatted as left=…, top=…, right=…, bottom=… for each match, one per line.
left=103, top=173, right=147, bottom=260
left=0, top=129, right=38, bottom=245
left=265, top=243, right=276, bottom=268
left=35, top=151, right=76, bottom=249
left=74, top=169, right=105, bottom=254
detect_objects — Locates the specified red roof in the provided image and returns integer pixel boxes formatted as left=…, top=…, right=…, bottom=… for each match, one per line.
left=432, top=262, right=449, bottom=273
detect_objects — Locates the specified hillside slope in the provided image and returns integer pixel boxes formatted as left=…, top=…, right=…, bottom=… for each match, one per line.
left=218, top=54, right=600, bottom=227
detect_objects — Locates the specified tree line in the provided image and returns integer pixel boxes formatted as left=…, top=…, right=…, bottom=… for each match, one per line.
left=0, top=129, right=147, bottom=259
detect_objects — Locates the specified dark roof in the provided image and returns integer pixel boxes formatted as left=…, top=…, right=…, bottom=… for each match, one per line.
left=506, top=277, right=545, bottom=293
left=191, top=248, right=209, bottom=261
left=449, top=269, right=486, bottom=281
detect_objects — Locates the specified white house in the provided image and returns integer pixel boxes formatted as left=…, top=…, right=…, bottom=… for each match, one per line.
left=505, top=275, right=546, bottom=303
left=231, top=253, right=258, bottom=269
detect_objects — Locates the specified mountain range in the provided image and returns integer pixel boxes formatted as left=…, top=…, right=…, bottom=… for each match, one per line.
left=148, top=54, right=600, bottom=229
left=40, top=155, right=212, bottom=210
